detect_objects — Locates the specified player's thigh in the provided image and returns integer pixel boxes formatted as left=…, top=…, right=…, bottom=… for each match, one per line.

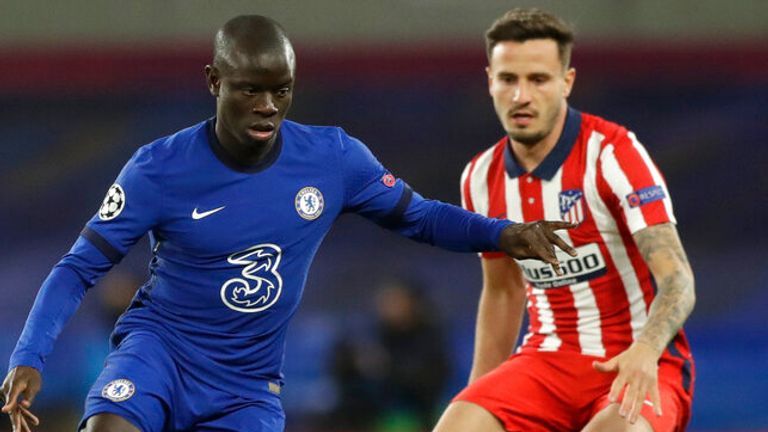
left=452, top=352, right=597, bottom=431
left=83, top=413, right=141, bottom=432
left=581, top=404, right=652, bottom=432
left=433, top=401, right=505, bottom=432
left=586, top=358, right=688, bottom=432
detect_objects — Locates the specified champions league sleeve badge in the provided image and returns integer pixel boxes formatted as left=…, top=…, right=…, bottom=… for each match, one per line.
left=98, top=183, right=126, bottom=221
left=626, top=185, right=666, bottom=208
left=101, top=379, right=136, bottom=402
left=295, top=186, right=324, bottom=220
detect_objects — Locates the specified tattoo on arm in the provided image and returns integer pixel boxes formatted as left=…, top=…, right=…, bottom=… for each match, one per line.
left=633, top=223, right=695, bottom=353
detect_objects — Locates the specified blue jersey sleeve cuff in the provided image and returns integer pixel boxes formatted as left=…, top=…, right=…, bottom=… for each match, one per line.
left=491, top=219, right=515, bottom=251
left=8, top=352, right=44, bottom=374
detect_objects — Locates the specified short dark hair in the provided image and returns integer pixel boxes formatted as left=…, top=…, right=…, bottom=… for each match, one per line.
left=213, top=15, right=294, bottom=72
left=485, top=8, right=574, bottom=69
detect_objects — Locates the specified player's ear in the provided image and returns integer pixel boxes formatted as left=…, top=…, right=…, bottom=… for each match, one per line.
left=205, top=65, right=221, bottom=97
left=486, top=66, right=493, bottom=96
left=563, top=67, right=576, bottom=98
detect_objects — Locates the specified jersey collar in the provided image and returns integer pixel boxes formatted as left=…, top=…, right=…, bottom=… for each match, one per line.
left=503, top=107, right=582, bottom=181
left=205, top=118, right=283, bottom=174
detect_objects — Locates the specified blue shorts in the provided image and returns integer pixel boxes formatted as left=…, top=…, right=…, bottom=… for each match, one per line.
left=78, top=331, right=285, bottom=432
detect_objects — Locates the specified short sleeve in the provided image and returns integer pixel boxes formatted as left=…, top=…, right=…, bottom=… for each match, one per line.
left=461, top=156, right=506, bottom=260
left=598, top=131, right=675, bottom=234
left=83, top=145, right=163, bottom=262
left=460, top=161, right=475, bottom=212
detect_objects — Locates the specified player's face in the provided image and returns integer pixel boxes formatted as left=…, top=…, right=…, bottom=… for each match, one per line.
left=206, top=47, right=294, bottom=150
left=487, top=39, right=575, bottom=146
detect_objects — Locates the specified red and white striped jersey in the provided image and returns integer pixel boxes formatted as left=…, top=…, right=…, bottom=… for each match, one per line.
left=461, top=108, right=692, bottom=360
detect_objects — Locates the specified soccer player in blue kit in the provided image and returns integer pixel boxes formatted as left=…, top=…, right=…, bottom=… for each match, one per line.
left=2, top=15, right=577, bottom=432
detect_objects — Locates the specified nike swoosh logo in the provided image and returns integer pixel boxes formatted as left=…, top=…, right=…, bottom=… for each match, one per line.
left=192, top=206, right=226, bottom=220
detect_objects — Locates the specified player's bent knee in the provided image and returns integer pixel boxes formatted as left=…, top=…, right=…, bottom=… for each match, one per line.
left=83, top=413, right=142, bottom=432
left=433, top=401, right=505, bottom=432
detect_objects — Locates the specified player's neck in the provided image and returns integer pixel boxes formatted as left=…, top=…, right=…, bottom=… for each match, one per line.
left=216, top=127, right=275, bottom=167
left=509, top=106, right=568, bottom=173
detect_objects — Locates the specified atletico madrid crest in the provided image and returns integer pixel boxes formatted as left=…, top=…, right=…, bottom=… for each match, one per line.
left=559, top=189, right=584, bottom=224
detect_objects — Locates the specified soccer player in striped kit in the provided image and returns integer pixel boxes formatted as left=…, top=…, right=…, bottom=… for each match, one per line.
left=434, top=8, right=695, bottom=432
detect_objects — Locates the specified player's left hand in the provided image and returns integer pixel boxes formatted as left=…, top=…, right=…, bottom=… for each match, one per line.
left=592, top=341, right=663, bottom=425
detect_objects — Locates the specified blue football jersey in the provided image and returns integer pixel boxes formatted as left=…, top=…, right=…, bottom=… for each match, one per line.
left=83, top=119, right=414, bottom=384
left=9, top=118, right=510, bottom=399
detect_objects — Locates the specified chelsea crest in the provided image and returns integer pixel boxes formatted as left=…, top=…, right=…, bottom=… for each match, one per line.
left=295, top=186, right=324, bottom=220
left=101, top=378, right=135, bottom=402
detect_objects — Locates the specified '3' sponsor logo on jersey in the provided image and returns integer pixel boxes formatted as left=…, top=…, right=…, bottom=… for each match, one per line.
left=220, top=244, right=283, bottom=313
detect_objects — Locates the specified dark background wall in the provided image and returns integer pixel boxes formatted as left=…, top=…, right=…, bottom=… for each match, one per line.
left=1, top=2, right=767, bottom=431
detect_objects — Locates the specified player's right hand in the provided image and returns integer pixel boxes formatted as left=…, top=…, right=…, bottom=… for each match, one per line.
left=498, top=221, right=578, bottom=275
left=2, top=366, right=42, bottom=431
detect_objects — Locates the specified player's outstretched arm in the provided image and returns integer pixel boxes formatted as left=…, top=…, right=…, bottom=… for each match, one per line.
left=497, top=221, right=577, bottom=275
left=592, top=222, right=695, bottom=425
left=337, top=130, right=578, bottom=266
left=2, top=366, right=41, bottom=431
left=380, top=189, right=578, bottom=269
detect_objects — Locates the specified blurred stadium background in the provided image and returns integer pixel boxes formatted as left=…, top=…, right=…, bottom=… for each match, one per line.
left=1, top=1, right=766, bottom=431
